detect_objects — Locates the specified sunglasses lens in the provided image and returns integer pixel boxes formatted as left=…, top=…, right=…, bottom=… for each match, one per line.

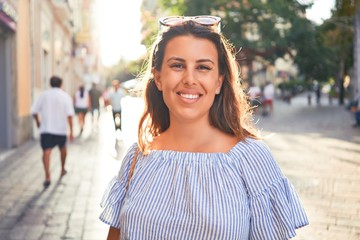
left=194, top=17, right=219, bottom=26
left=161, top=17, right=185, bottom=26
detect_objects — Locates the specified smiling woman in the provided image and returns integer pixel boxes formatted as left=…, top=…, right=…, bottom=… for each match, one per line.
left=99, top=17, right=308, bottom=240
left=93, top=0, right=146, bottom=67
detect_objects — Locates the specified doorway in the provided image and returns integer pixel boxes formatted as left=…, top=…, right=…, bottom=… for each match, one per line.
left=0, top=32, right=12, bottom=149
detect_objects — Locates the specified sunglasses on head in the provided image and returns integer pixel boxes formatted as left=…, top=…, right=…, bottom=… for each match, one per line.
left=159, top=15, right=222, bottom=33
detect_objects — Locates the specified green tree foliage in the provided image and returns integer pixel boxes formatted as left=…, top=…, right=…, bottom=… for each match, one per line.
left=320, top=0, right=355, bottom=103
left=140, top=9, right=160, bottom=48
left=145, top=0, right=355, bottom=90
left=293, top=24, right=338, bottom=82
left=324, top=0, right=355, bottom=74
left=157, top=0, right=330, bottom=81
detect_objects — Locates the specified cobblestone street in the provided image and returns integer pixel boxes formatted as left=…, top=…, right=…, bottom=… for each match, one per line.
left=257, top=94, right=360, bottom=240
left=0, top=94, right=359, bottom=240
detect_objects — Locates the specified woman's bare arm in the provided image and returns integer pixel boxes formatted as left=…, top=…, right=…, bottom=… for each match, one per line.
left=107, top=226, right=120, bottom=240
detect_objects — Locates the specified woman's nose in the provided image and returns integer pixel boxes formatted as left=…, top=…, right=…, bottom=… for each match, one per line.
left=182, top=69, right=196, bottom=85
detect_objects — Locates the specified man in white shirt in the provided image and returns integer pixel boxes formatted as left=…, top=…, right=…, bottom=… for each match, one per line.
left=31, top=76, right=74, bottom=188
left=109, top=80, right=126, bottom=131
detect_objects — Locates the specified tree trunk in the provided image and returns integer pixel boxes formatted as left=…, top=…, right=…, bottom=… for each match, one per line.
left=338, top=59, right=345, bottom=105
left=355, top=0, right=360, bottom=94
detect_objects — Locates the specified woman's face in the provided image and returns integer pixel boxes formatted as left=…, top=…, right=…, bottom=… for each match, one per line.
left=154, top=35, right=223, bottom=124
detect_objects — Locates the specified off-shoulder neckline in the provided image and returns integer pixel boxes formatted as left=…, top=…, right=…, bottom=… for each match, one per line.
left=145, top=138, right=257, bottom=155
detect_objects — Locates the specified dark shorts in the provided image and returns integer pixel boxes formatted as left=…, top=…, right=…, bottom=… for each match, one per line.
left=75, top=107, right=88, bottom=114
left=40, top=133, right=67, bottom=150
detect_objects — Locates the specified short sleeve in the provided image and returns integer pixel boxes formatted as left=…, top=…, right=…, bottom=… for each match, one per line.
left=99, top=143, right=138, bottom=228
left=30, top=95, right=43, bottom=114
left=231, top=139, right=309, bottom=239
left=65, top=95, right=75, bottom=116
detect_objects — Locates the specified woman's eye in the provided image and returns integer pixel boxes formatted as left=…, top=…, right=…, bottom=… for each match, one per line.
left=170, top=63, right=184, bottom=69
left=198, top=65, right=211, bottom=71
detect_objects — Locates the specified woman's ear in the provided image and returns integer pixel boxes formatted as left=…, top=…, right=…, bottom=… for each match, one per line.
left=153, top=69, right=162, bottom=91
left=215, top=75, right=224, bottom=94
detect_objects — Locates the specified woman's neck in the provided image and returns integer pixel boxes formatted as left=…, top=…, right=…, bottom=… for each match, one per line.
left=152, top=120, right=238, bottom=153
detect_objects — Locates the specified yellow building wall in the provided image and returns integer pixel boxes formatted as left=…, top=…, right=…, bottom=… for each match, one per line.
left=17, top=0, right=31, bottom=117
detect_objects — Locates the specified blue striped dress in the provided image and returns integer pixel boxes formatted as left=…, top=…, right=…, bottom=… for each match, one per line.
left=100, top=138, right=308, bottom=239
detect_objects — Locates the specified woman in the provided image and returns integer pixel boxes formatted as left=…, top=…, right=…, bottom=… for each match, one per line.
left=74, top=85, right=89, bottom=135
left=100, top=16, right=308, bottom=239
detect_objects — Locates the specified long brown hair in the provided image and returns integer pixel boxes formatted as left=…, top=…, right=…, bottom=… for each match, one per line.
left=138, top=21, right=258, bottom=153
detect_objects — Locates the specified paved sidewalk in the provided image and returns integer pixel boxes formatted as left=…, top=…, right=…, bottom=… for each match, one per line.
left=0, top=96, right=143, bottom=240
left=0, top=94, right=359, bottom=239
left=257, top=94, right=360, bottom=240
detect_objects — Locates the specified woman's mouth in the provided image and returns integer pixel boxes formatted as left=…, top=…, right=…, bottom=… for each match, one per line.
left=178, top=93, right=201, bottom=100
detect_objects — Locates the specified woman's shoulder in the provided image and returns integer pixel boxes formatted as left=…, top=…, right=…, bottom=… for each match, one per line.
left=230, top=137, right=270, bottom=156
left=126, top=142, right=139, bottom=156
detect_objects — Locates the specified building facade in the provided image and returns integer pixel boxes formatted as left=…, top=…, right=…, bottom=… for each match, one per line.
left=0, top=0, right=98, bottom=151
left=31, top=0, right=74, bottom=97
left=0, top=0, right=31, bottom=150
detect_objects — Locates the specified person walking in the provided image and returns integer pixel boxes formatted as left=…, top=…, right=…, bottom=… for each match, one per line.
left=89, top=82, right=102, bottom=124
left=109, top=80, right=126, bottom=131
left=315, top=83, right=322, bottom=105
left=262, top=81, right=275, bottom=116
left=100, top=16, right=308, bottom=239
left=74, top=85, right=90, bottom=135
left=31, top=76, right=74, bottom=188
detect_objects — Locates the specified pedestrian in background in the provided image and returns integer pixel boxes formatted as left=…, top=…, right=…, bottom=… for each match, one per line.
left=100, top=16, right=308, bottom=239
left=109, top=80, right=126, bottom=131
left=262, top=81, right=275, bottom=116
left=74, top=85, right=89, bottom=135
left=315, top=83, right=322, bottom=105
left=89, top=82, right=102, bottom=124
left=31, top=76, right=74, bottom=188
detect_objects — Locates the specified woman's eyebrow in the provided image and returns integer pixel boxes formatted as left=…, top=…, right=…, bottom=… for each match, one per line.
left=167, top=57, right=185, bottom=63
left=167, top=57, right=215, bottom=64
left=196, top=59, right=215, bottom=64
